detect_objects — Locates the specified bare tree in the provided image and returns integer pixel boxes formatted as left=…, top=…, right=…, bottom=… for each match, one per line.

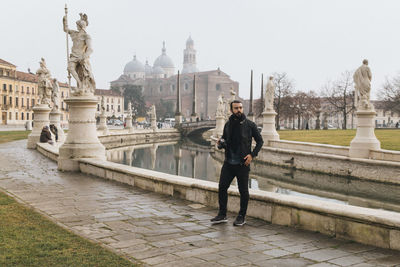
left=273, top=72, right=294, bottom=130
left=320, top=71, right=355, bottom=129
left=379, top=76, right=400, bottom=114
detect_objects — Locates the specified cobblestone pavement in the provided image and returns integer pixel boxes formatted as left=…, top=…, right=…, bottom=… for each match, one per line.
left=1, top=140, right=400, bottom=266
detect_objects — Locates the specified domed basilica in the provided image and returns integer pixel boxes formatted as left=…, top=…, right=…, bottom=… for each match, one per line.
left=111, top=36, right=239, bottom=120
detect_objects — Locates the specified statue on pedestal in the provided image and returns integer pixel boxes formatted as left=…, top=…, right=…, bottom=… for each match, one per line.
left=63, top=12, right=96, bottom=96
left=51, top=78, right=60, bottom=111
left=265, top=76, right=275, bottom=111
left=100, top=96, right=105, bottom=114
left=216, top=94, right=225, bottom=117
left=127, top=101, right=132, bottom=117
left=36, top=58, right=53, bottom=106
left=150, top=104, right=156, bottom=119
left=353, top=59, right=373, bottom=110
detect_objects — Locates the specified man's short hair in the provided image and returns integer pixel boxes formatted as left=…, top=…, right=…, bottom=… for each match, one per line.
left=230, top=100, right=242, bottom=111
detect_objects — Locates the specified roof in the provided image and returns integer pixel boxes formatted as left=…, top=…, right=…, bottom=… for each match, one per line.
left=95, top=89, right=122, bottom=97
left=0, top=58, right=16, bottom=67
left=16, top=71, right=38, bottom=83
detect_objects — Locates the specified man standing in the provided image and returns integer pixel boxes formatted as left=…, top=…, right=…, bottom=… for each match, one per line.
left=211, top=100, right=264, bottom=226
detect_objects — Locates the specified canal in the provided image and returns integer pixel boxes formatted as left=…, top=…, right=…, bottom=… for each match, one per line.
left=106, top=137, right=400, bottom=213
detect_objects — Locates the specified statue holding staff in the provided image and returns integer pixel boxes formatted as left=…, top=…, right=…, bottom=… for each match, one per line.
left=100, top=96, right=105, bottom=114
left=353, top=59, right=372, bottom=110
left=63, top=11, right=96, bottom=96
left=265, top=76, right=275, bottom=111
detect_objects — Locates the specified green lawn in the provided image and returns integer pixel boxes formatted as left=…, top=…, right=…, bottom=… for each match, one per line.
left=0, top=130, right=31, bottom=144
left=0, top=131, right=136, bottom=266
left=0, top=192, right=135, bottom=266
left=278, top=129, right=400, bottom=151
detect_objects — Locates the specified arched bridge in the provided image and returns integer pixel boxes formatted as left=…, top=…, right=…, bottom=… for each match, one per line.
left=179, top=120, right=216, bottom=137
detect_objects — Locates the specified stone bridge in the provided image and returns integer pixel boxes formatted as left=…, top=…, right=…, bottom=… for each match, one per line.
left=179, top=120, right=216, bottom=136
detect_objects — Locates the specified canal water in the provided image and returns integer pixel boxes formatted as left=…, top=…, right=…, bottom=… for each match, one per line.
left=106, top=138, right=400, bottom=213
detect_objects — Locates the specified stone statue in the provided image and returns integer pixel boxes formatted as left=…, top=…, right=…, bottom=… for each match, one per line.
left=100, top=96, right=105, bottom=114
left=36, top=58, right=53, bottom=106
left=150, top=104, right=156, bottom=119
left=63, top=12, right=96, bottom=96
left=353, top=59, right=372, bottom=110
left=127, top=101, right=132, bottom=116
left=230, top=87, right=236, bottom=102
left=265, top=76, right=275, bottom=111
left=51, top=78, right=60, bottom=111
left=216, top=94, right=225, bottom=117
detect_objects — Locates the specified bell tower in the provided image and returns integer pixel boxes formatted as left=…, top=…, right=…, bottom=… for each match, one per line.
left=182, top=36, right=199, bottom=74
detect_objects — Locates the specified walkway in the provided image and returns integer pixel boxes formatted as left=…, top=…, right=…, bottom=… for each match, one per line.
left=1, top=140, right=399, bottom=266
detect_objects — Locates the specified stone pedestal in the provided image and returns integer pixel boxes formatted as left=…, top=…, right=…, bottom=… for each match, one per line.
left=58, top=97, right=106, bottom=171
left=27, top=104, right=51, bottom=149
left=261, top=111, right=280, bottom=144
left=191, top=115, right=197, bottom=122
left=175, top=113, right=183, bottom=127
left=214, top=115, right=225, bottom=138
left=97, top=113, right=109, bottom=135
left=150, top=117, right=157, bottom=132
left=125, top=115, right=134, bottom=133
left=50, top=110, right=65, bottom=143
left=349, top=110, right=380, bottom=158
left=26, top=121, right=32, bottom=130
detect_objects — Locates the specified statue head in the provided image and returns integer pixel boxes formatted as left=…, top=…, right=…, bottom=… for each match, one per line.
left=76, top=13, right=88, bottom=30
left=269, top=76, right=273, bottom=80
left=363, top=59, right=368, bottom=65
left=39, top=58, right=46, bottom=68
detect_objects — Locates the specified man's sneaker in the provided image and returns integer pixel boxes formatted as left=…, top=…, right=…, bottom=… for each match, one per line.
left=210, top=214, right=228, bottom=224
left=233, top=215, right=246, bottom=226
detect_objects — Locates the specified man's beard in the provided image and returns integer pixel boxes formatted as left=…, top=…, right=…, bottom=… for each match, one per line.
left=234, top=112, right=243, bottom=118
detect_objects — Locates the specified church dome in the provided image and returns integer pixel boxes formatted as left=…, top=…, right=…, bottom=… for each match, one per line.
left=153, top=42, right=174, bottom=69
left=124, top=55, right=145, bottom=74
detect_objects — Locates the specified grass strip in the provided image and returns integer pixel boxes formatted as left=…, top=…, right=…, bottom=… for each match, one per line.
left=278, top=129, right=400, bottom=151
left=0, top=191, right=135, bottom=266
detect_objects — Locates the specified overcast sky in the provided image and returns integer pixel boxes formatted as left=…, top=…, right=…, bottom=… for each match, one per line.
left=2, top=0, right=400, bottom=99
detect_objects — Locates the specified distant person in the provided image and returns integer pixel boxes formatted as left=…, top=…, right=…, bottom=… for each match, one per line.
left=211, top=100, right=264, bottom=226
left=306, top=122, right=309, bottom=130
left=396, top=122, right=399, bottom=128
left=40, top=126, right=54, bottom=145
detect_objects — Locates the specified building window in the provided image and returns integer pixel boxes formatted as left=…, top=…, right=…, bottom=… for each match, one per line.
left=3, top=96, right=6, bottom=105
left=9, top=112, right=11, bottom=120
left=15, top=112, right=18, bottom=120
left=21, top=112, right=24, bottom=120
left=9, top=85, right=12, bottom=92
left=118, top=105, right=120, bottom=112
left=3, top=84, right=6, bottom=91
left=32, top=99, right=35, bottom=107
left=216, top=84, right=221, bottom=91
left=111, top=105, right=114, bottom=110
left=15, top=97, right=19, bottom=107
left=62, top=91, right=64, bottom=98
left=32, top=88, right=35, bottom=94
left=97, top=104, right=100, bottom=111
left=21, top=98, right=24, bottom=107
left=27, top=113, right=29, bottom=120
left=32, top=113, right=34, bottom=120
left=27, top=98, right=29, bottom=109
left=27, top=86, right=29, bottom=94
left=16, top=85, right=19, bottom=93
left=9, top=97, right=12, bottom=107
left=107, top=105, right=109, bottom=111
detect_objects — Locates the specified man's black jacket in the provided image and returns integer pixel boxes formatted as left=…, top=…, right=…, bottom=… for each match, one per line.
left=220, top=115, right=264, bottom=162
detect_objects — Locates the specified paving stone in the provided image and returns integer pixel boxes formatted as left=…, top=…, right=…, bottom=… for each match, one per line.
left=141, top=253, right=180, bottom=265
left=301, top=248, right=350, bottom=261
left=328, top=255, right=366, bottom=266
left=262, top=248, right=293, bottom=258
left=254, top=257, right=314, bottom=267
left=217, top=256, right=251, bottom=266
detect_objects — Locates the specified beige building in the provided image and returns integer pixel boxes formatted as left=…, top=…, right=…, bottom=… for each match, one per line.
left=95, top=89, right=124, bottom=118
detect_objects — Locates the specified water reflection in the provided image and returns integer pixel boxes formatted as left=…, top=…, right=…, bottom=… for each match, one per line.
left=106, top=139, right=400, bottom=213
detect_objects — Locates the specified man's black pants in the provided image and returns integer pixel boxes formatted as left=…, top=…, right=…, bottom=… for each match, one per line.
left=218, top=162, right=250, bottom=217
